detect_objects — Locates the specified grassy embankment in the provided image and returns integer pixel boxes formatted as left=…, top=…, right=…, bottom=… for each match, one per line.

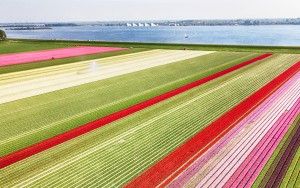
left=3, top=39, right=300, bottom=54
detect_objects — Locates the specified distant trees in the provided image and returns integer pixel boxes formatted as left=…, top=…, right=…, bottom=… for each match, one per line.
left=0, top=29, right=7, bottom=41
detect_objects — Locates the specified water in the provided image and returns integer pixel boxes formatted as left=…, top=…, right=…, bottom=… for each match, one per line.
left=3, top=25, right=300, bottom=46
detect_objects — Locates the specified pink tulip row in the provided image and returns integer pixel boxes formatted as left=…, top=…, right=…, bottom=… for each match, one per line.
left=0, top=46, right=125, bottom=67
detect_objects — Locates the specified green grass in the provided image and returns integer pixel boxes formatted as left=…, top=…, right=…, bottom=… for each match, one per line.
left=0, top=52, right=298, bottom=187
left=252, top=116, right=300, bottom=187
left=0, top=52, right=260, bottom=156
left=6, top=38, right=300, bottom=54
left=281, top=147, right=300, bottom=188
left=0, top=40, right=71, bottom=54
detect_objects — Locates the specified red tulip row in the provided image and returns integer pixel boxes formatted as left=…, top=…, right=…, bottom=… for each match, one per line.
left=0, top=53, right=272, bottom=169
left=125, top=61, right=300, bottom=188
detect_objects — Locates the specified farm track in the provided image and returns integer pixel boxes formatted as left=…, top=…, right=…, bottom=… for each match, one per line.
left=0, top=53, right=271, bottom=169
left=0, top=46, right=125, bottom=67
left=126, top=61, right=300, bottom=188
left=168, top=72, right=300, bottom=187
left=0, top=52, right=289, bottom=187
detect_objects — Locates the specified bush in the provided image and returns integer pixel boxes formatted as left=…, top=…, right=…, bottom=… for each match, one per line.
left=0, top=29, right=7, bottom=41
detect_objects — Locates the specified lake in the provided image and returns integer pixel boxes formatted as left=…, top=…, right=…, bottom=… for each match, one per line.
left=3, top=25, right=300, bottom=46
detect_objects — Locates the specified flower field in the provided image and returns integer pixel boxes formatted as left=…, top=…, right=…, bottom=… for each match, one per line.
left=0, top=46, right=125, bottom=67
left=0, top=40, right=299, bottom=188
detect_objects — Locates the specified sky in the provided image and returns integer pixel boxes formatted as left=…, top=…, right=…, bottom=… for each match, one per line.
left=1, top=0, right=299, bottom=22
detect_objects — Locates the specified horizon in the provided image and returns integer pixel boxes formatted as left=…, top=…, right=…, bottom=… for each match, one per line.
left=1, top=17, right=300, bottom=24
left=1, top=0, right=300, bottom=23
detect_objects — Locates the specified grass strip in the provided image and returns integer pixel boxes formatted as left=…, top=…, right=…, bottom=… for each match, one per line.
left=7, top=39, right=300, bottom=54
left=0, top=40, right=71, bottom=54
left=0, top=54, right=272, bottom=168
left=280, top=127, right=300, bottom=188
left=125, top=61, right=300, bottom=188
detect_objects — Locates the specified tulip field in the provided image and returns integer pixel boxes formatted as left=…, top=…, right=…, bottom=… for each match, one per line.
left=0, top=46, right=126, bottom=67
left=0, top=40, right=299, bottom=188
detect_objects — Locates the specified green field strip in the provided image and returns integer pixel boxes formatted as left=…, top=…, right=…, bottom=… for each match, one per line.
left=8, top=39, right=300, bottom=54
left=0, top=40, right=72, bottom=54
left=0, top=47, right=147, bottom=75
left=0, top=53, right=298, bottom=187
left=252, top=116, right=300, bottom=187
left=280, top=116, right=300, bottom=188
left=268, top=115, right=300, bottom=188
left=0, top=52, right=260, bottom=156
left=281, top=143, right=300, bottom=188
left=281, top=142, right=300, bottom=188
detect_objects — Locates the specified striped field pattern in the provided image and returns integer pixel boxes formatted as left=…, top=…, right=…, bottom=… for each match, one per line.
left=170, top=72, right=300, bottom=188
left=0, top=50, right=212, bottom=104
left=0, top=53, right=270, bottom=168
left=125, top=59, right=300, bottom=188
left=0, top=51, right=255, bottom=157
left=0, top=43, right=299, bottom=188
